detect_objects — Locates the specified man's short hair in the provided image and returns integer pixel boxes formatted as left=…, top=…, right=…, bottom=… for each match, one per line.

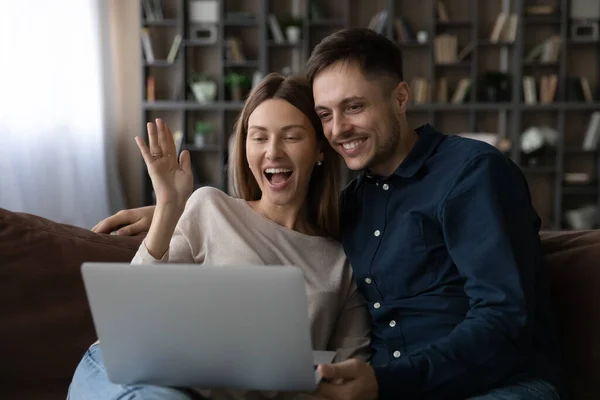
left=306, top=28, right=404, bottom=87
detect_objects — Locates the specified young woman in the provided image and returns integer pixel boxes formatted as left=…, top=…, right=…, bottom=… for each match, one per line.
left=68, top=73, right=371, bottom=400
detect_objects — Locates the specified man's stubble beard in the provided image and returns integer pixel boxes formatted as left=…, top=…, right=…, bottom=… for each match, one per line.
left=366, top=114, right=402, bottom=174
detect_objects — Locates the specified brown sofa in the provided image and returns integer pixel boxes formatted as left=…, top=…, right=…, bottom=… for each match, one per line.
left=1, top=207, right=599, bottom=400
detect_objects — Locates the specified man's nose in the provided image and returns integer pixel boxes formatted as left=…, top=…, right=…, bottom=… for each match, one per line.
left=331, top=113, right=350, bottom=140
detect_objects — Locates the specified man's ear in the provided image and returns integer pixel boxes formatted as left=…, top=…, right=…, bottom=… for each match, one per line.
left=394, top=81, right=410, bottom=113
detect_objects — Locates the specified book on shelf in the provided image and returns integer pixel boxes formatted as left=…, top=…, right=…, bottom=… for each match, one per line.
left=524, top=35, right=561, bottom=63
left=268, top=14, right=285, bottom=43
left=580, top=77, right=594, bottom=102
left=539, top=75, right=558, bottom=104
left=393, top=18, right=416, bottom=43
left=437, top=77, right=448, bottom=103
left=368, top=10, right=389, bottom=33
left=436, top=1, right=450, bottom=22
left=140, top=28, right=155, bottom=63
left=490, top=13, right=518, bottom=43
left=166, top=34, right=182, bottom=64
left=225, top=37, right=246, bottom=62
left=434, top=34, right=458, bottom=64
left=146, top=76, right=156, bottom=102
left=456, top=41, right=475, bottom=63
left=583, top=112, right=600, bottom=151
left=451, top=78, right=471, bottom=104
left=526, top=4, right=556, bottom=15
left=523, top=76, right=538, bottom=104
left=368, top=11, right=417, bottom=43
left=564, top=172, right=591, bottom=185
left=143, top=0, right=164, bottom=21
left=410, top=77, right=431, bottom=104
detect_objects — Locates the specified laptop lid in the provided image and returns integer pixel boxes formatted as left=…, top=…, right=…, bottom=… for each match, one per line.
left=81, top=262, right=333, bottom=392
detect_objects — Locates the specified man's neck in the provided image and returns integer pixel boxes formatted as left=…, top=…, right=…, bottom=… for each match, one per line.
left=369, top=122, right=419, bottom=177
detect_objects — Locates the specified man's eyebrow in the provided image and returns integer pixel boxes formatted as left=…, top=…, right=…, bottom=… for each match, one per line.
left=315, top=96, right=365, bottom=111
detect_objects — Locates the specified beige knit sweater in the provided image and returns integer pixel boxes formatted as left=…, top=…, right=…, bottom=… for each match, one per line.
left=131, top=187, right=372, bottom=399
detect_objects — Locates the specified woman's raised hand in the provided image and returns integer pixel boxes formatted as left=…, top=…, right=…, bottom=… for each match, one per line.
left=135, top=119, right=193, bottom=211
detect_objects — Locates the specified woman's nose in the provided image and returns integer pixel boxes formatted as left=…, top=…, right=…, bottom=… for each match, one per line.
left=265, top=139, right=283, bottom=160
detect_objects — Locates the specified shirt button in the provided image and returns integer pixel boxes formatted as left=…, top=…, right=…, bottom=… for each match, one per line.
left=382, top=183, right=390, bottom=190
left=374, top=230, right=381, bottom=237
left=365, top=277, right=372, bottom=284
left=393, top=350, right=401, bottom=358
left=374, top=302, right=381, bottom=309
left=389, top=320, right=396, bottom=327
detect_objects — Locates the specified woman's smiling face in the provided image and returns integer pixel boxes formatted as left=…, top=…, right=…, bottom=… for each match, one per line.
left=245, top=98, right=323, bottom=208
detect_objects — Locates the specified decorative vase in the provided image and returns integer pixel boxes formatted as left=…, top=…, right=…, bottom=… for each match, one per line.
left=194, top=134, right=206, bottom=148
left=285, top=26, right=301, bottom=44
left=191, top=80, right=217, bottom=104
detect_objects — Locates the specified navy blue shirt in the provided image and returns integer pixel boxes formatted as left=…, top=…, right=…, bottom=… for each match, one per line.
left=340, top=124, right=563, bottom=400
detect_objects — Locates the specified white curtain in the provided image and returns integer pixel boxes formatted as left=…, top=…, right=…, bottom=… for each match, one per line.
left=0, top=0, right=125, bottom=229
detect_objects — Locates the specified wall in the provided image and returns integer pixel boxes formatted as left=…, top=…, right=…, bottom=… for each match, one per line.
left=109, top=0, right=143, bottom=207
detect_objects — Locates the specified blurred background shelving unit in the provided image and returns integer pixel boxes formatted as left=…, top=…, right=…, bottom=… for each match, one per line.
left=139, top=0, right=600, bottom=230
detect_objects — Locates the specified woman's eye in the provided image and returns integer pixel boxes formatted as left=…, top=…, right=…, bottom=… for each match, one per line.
left=319, top=113, right=331, bottom=120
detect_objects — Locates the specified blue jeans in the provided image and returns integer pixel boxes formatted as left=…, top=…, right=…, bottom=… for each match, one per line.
left=68, top=342, right=205, bottom=400
left=465, top=378, right=561, bottom=400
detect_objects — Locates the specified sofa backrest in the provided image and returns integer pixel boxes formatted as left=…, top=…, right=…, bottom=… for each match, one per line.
left=541, top=230, right=600, bottom=400
left=0, top=208, right=143, bottom=399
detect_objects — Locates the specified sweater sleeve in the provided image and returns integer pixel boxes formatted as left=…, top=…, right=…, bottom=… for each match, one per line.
left=130, top=189, right=209, bottom=265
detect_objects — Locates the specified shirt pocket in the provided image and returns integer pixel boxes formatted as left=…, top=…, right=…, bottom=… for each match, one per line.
left=376, top=212, right=434, bottom=299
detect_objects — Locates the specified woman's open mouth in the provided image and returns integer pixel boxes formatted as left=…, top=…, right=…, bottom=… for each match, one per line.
left=264, top=168, right=293, bottom=189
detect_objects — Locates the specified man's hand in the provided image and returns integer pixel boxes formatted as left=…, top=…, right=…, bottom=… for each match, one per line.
left=309, top=359, right=378, bottom=400
left=91, top=206, right=156, bottom=236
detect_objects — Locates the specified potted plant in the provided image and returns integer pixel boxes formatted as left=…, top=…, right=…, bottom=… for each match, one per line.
left=194, top=121, right=212, bottom=147
left=224, top=71, right=250, bottom=102
left=189, top=73, right=217, bottom=104
left=284, top=17, right=304, bottom=43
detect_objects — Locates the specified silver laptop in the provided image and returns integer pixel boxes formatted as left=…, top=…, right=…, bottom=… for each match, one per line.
left=80, top=262, right=336, bottom=392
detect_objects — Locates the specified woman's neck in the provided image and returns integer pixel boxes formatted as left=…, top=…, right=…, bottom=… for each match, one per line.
left=250, top=200, right=315, bottom=235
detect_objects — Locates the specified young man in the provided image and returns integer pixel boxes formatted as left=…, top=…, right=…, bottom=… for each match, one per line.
left=304, top=29, right=563, bottom=400
left=94, top=28, right=564, bottom=400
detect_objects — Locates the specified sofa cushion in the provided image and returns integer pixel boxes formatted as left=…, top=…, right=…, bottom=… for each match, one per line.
left=0, top=208, right=143, bottom=399
left=541, top=230, right=600, bottom=400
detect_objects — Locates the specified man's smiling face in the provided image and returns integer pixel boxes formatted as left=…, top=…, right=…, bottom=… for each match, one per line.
left=312, top=61, right=406, bottom=175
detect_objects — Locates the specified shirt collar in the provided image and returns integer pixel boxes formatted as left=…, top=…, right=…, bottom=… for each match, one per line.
left=356, top=124, right=444, bottom=186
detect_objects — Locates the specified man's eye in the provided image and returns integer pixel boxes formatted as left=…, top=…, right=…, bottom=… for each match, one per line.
left=319, top=113, right=331, bottom=119
left=348, top=104, right=362, bottom=112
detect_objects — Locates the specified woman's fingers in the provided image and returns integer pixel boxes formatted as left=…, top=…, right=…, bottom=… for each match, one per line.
left=156, top=118, right=169, bottom=155
left=147, top=121, right=160, bottom=156
left=179, top=150, right=192, bottom=174
left=135, top=136, right=153, bottom=165
left=165, top=124, right=178, bottom=156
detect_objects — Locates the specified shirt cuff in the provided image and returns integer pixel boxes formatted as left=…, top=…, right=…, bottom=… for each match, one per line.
left=372, top=358, right=419, bottom=400
left=130, top=239, right=169, bottom=264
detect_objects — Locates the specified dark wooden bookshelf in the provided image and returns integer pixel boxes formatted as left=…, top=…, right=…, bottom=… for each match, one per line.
left=139, top=0, right=600, bottom=230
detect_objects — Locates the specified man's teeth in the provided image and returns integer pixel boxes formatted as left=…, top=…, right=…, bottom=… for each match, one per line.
left=265, top=168, right=292, bottom=174
left=342, top=140, right=363, bottom=150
